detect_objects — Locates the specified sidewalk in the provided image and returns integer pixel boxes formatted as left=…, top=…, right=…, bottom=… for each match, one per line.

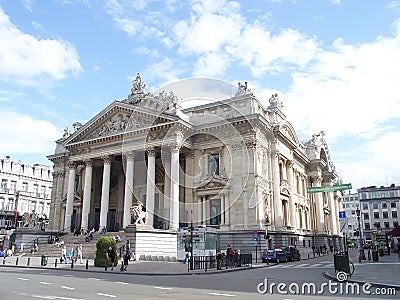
left=322, top=250, right=400, bottom=290
left=0, top=254, right=257, bottom=275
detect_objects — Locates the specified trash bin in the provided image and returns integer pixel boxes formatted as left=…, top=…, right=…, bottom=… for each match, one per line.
left=372, top=250, right=379, bottom=261
left=41, top=255, right=48, bottom=266
left=333, top=252, right=350, bottom=274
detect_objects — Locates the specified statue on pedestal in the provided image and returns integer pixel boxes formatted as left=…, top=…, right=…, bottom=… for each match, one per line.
left=130, top=201, right=148, bottom=225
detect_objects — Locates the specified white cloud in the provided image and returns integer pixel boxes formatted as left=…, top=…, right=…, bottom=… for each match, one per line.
left=337, top=132, right=400, bottom=188
left=0, top=7, right=82, bottom=85
left=284, top=22, right=400, bottom=140
left=0, top=111, right=60, bottom=155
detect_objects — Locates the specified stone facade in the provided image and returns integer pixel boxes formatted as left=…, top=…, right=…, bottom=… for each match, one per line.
left=47, top=74, right=343, bottom=253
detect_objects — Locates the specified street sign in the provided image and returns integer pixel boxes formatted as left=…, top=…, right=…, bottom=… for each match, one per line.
left=253, top=230, right=258, bottom=241
left=339, top=211, right=347, bottom=219
left=307, top=183, right=352, bottom=193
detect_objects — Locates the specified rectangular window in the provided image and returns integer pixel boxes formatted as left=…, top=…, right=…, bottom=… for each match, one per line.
left=382, top=202, right=387, bottom=208
left=380, top=192, right=386, bottom=198
left=10, top=181, right=16, bottom=192
left=392, top=211, right=398, bottom=218
left=210, top=199, right=221, bottom=225
left=364, top=223, right=370, bottom=230
left=363, top=213, right=369, bottom=220
left=391, top=202, right=396, bottom=208
left=374, top=222, right=381, bottom=229
left=389, top=191, right=396, bottom=197
left=373, top=212, right=380, bottom=219
left=383, top=212, right=389, bottom=219
left=362, top=203, right=368, bottom=210
left=373, top=203, right=378, bottom=209
left=208, top=154, right=220, bottom=175
left=394, top=221, right=399, bottom=228
left=22, top=182, right=28, bottom=192
left=1, top=179, right=7, bottom=191
left=384, top=222, right=390, bottom=229
left=7, top=198, right=14, bottom=211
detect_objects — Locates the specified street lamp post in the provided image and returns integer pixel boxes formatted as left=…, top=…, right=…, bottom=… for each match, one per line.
left=356, top=209, right=363, bottom=263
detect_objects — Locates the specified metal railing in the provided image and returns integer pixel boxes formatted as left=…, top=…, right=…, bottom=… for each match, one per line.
left=187, top=253, right=252, bottom=272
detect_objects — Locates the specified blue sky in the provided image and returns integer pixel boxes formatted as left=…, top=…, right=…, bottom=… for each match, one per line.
left=1, top=0, right=400, bottom=192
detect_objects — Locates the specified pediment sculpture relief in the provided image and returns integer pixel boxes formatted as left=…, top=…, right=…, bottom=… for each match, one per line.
left=88, top=113, right=154, bottom=139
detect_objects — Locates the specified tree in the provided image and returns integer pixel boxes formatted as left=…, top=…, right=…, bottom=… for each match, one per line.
left=94, top=236, right=118, bottom=268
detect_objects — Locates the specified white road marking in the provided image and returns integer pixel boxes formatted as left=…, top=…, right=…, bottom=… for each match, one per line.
left=116, top=281, right=130, bottom=285
left=209, top=292, right=236, bottom=297
left=154, top=286, right=173, bottom=290
left=40, top=281, right=52, bottom=285
left=97, top=293, right=117, bottom=298
left=17, top=278, right=30, bottom=281
left=61, top=286, right=75, bottom=290
left=62, top=274, right=73, bottom=277
left=88, top=277, right=101, bottom=280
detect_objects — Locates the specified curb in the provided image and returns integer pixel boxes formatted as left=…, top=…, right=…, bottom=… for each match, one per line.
left=322, top=271, right=400, bottom=291
left=0, top=262, right=256, bottom=276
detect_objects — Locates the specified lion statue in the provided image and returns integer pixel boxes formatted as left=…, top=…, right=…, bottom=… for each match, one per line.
left=130, top=201, right=147, bottom=225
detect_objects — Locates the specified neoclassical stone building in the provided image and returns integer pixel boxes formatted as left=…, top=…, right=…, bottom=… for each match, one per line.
left=47, top=75, right=343, bottom=252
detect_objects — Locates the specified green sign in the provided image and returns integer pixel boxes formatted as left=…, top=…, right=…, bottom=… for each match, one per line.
left=307, top=183, right=352, bottom=193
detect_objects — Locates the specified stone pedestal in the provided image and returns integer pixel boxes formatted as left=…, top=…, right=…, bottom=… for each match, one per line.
left=124, top=224, right=178, bottom=261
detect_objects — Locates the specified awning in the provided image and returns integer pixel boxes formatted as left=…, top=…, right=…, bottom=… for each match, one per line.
left=387, top=227, right=400, bottom=236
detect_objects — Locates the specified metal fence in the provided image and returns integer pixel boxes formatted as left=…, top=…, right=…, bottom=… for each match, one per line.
left=187, top=253, right=252, bottom=272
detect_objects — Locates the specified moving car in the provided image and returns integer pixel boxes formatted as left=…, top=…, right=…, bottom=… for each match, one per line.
left=283, top=246, right=301, bottom=261
left=262, top=248, right=288, bottom=263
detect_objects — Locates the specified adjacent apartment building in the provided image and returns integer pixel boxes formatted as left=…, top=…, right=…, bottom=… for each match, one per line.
left=341, top=192, right=360, bottom=243
left=0, top=156, right=52, bottom=229
left=358, top=184, right=400, bottom=241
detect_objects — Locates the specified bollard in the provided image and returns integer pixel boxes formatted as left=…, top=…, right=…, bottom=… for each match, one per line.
left=16, top=257, right=19, bottom=265
left=3, top=258, right=5, bottom=265
left=86, top=259, right=89, bottom=270
left=71, top=260, right=74, bottom=269
left=55, top=259, right=58, bottom=268
left=27, top=257, right=30, bottom=266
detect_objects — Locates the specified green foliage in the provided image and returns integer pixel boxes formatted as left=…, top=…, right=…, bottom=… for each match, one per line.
left=94, top=236, right=118, bottom=268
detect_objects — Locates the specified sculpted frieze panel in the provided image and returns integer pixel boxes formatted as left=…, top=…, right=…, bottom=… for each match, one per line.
left=88, top=113, right=154, bottom=140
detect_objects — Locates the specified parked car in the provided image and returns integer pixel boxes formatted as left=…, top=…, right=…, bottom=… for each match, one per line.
left=262, top=248, right=288, bottom=263
left=283, top=246, right=301, bottom=261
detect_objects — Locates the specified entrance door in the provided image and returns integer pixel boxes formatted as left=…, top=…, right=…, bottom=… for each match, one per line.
left=108, top=209, right=117, bottom=232
left=94, top=208, right=100, bottom=231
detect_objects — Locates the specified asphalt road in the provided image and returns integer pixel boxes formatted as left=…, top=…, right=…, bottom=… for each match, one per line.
left=1, top=254, right=398, bottom=299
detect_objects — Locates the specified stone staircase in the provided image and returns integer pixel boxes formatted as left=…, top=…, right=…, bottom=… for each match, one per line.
left=28, top=231, right=126, bottom=260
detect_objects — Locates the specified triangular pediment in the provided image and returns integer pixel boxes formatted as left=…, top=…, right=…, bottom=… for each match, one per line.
left=66, top=101, right=177, bottom=145
left=196, top=174, right=229, bottom=190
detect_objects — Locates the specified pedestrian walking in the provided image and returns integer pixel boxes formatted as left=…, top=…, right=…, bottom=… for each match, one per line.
left=105, top=246, right=116, bottom=271
left=120, top=250, right=131, bottom=271
left=75, top=244, right=83, bottom=263
left=69, top=247, right=74, bottom=263
left=61, top=246, right=67, bottom=264
left=226, top=244, right=234, bottom=268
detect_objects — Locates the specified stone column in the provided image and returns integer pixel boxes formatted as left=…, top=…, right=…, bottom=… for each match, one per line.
left=202, top=196, right=206, bottom=225
left=312, top=176, right=325, bottom=233
left=64, top=162, right=76, bottom=230
left=197, top=196, right=202, bottom=226
left=288, top=162, right=296, bottom=227
left=99, top=156, right=111, bottom=230
left=272, top=150, right=283, bottom=229
left=146, top=148, right=156, bottom=228
left=81, top=159, right=93, bottom=230
left=169, top=145, right=180, bottom=230
left=163, top=153, right=171, bottom=228
left=220, top=193, right=225, bottom=225
left=123, top=152, right=135, bottom=228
